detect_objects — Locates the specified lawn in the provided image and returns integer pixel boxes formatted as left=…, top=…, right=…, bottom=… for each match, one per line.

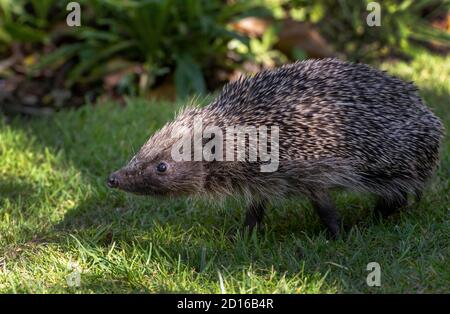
left=0, top=52, right=449, bottom=293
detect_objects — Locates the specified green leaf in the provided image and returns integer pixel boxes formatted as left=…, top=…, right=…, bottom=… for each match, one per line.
left=3, top=22, right=47, bottom=43
left=32, top=43, right=84, bottom=72
left=67, top=40, right=136, bottom=86
left=174, top=54, right=206, bottom=99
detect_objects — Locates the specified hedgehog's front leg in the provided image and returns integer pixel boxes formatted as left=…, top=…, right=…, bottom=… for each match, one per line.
left=244, top=200, right=266, bottom=233
left=309, top=191, right=341, bottom=239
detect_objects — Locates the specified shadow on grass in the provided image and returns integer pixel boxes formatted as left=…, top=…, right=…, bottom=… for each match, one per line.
left=0, top=178, right=36, bottom=202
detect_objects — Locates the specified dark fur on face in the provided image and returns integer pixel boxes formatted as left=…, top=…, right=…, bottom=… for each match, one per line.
left=108, top=159, right=204, bottom=196
left=107, top=119, right=206, bottom=197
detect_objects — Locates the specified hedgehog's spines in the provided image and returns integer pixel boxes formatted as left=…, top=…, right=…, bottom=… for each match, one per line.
left=136, top=58, right=443, bottom=212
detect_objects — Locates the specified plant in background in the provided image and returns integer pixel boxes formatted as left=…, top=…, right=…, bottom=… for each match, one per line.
left=0, top=0, right=449, bottom=112
left=1, top=0, right=272, bottom=105
left=287, top=0, right=450, bottom=61
left=228, top=24, right=288, bottom=69
left=0, top=0, right=55, bottom=46
left=31, top=0, right=271, bottom=99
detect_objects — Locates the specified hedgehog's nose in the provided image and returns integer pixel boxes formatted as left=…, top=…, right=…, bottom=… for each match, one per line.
left=107, top=173, right=119, bottom=188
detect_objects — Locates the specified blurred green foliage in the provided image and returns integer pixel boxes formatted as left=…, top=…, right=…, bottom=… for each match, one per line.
left=0, top=0, right=56, bottom=44
left=287, top=0, right=450, bottom=60
left=1, top=0, right=271, bottom=99
left=0, top=0, right=449, bottom=101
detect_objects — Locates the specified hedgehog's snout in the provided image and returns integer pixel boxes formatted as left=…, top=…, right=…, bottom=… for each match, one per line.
left=107, top=172, right=120, bottom=188
left=107, top=166, right=141, bottom=191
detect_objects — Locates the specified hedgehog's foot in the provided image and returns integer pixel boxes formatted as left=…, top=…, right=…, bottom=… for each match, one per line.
left=374, top=191, right=408, bottom=220
left=310, top=191, right=340, bottom=239
left=243, top=200, right=266, bottom=233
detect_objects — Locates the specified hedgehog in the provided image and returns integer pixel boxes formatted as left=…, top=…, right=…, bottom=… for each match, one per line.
left=107, top=58, right=444, bottom=238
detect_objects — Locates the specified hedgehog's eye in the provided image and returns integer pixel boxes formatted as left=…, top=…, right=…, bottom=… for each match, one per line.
left=156, top=162, right=168, bottom=173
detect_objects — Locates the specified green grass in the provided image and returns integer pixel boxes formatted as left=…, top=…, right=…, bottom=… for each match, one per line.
left=0, top=52, right=449, bottom=293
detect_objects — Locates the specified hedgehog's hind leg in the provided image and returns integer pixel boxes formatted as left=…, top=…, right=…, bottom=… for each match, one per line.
left=374, top=190, right=408, bottom=219
left=243, top=199, right=266, bottom=233
left=309, top=190, right=341, bottom=239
